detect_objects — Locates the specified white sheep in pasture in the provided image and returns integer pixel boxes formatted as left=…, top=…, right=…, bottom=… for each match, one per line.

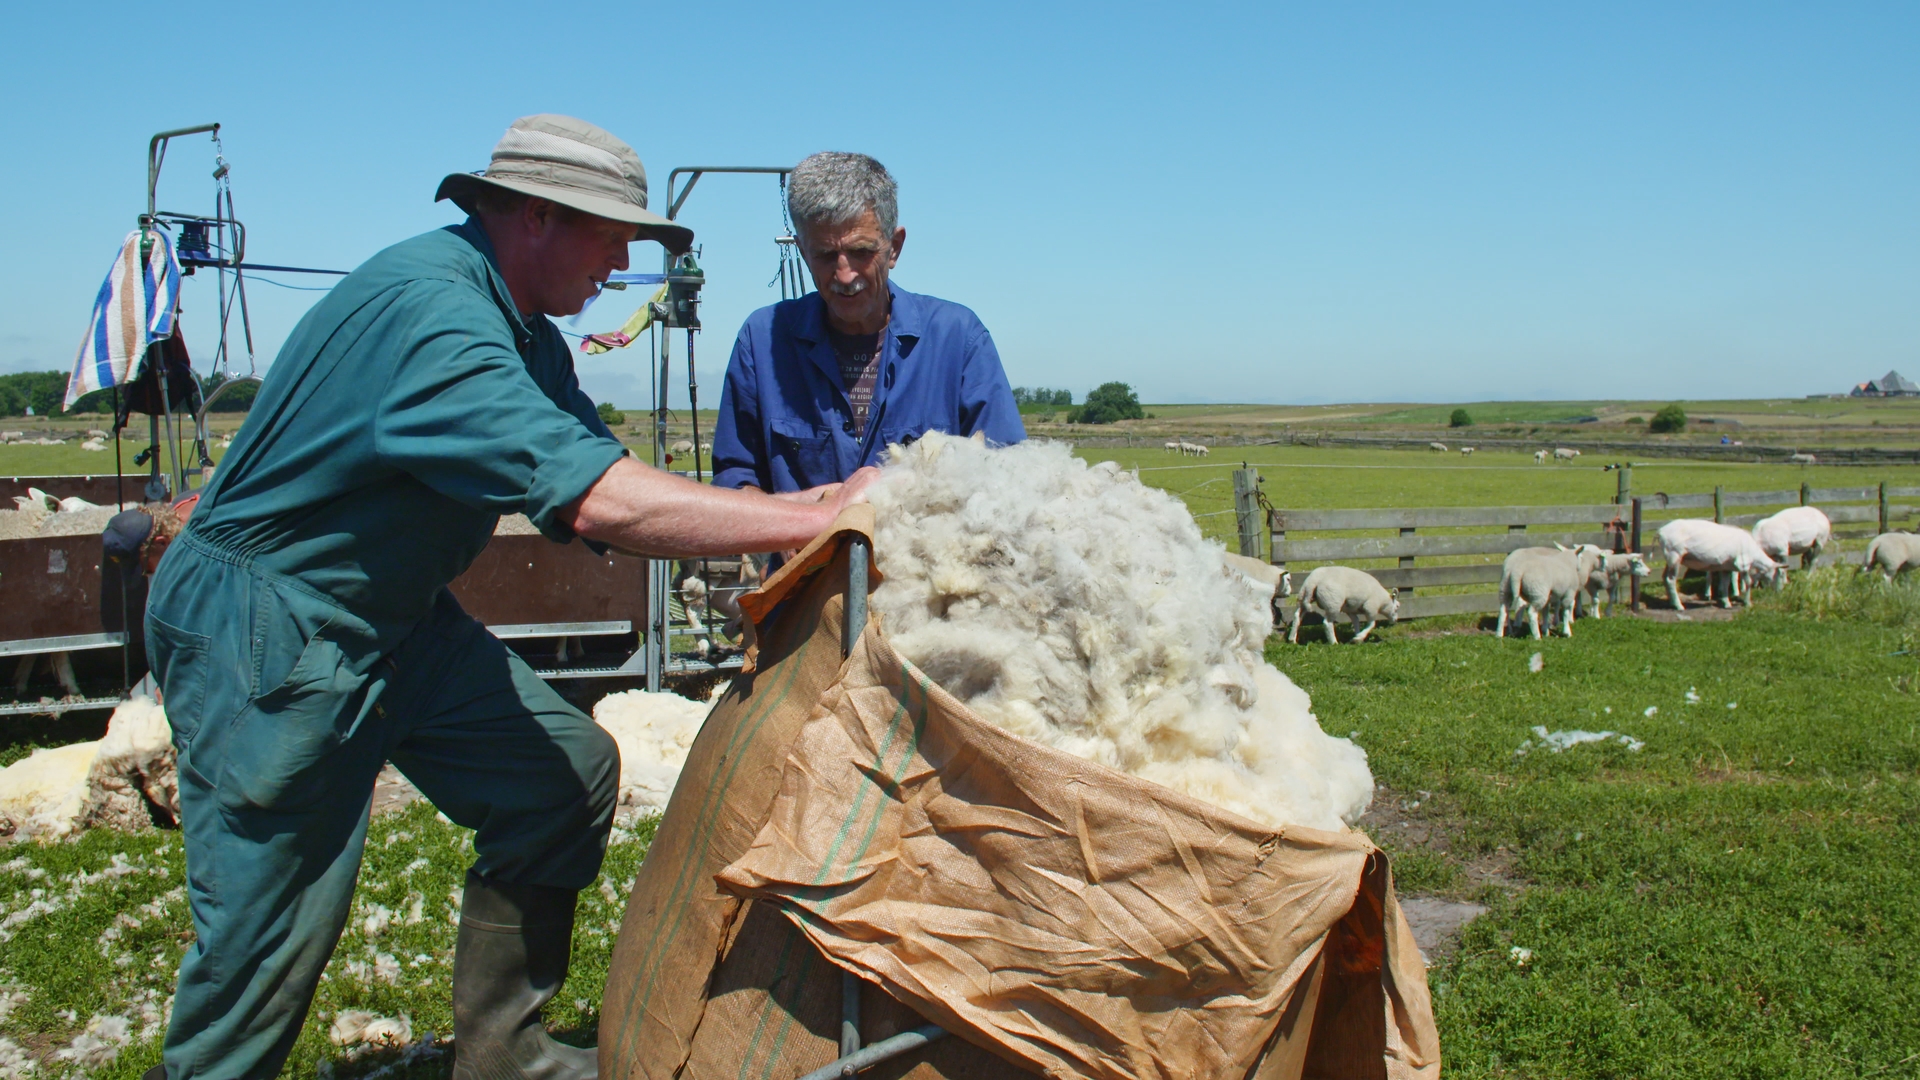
left=1553, top=447, right=1581, bottom=461
left=1428, top=442, right=1448, bottom=453
left=1164, top=441, right=1180, bottom=453
left=1862, top=532, right=1920, bottom=582
left=1182, top=442, right=1211, bottom=457
left=0, top=430, right=22, bottom=442
left=1459, top=447, right=1475, bottom=455
left=1496, top=545, right=1605, bottom=638
left=1657, top=519, right=1782, bottom=610
left=80, top=438, right=106, bottom=452
left=1751, top=507, right=1831, bottom=574
left=1534, top=450, right=1549, bottom=464
left=1221, top=552, right=1293, bottom=627
left=1581, top=551, right=1651, bottom=618
left=84, top=428, right=109, bottom=439
left=1788, top=452, right=1817, bottom=465
left=1286, top=566, right=1399, bottom=644
left=669, top=439, right=695, bottom=456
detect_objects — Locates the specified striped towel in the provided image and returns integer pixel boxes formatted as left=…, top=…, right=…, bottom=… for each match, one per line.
left=64, top=228, right=181, bottom=410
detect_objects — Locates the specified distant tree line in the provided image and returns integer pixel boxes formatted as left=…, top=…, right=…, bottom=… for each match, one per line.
left=1012, top=386, right=1074, bottom=410
left=0, top=370, right=255, bottom=418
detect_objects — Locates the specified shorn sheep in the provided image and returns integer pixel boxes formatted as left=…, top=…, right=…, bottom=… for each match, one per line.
left=1221, top=551, right=1293, bottom=627
left=1534, top=450, right=1549, bottom=464
left=1788, top=452, right=1817, bottom=465
left=1581, top=551, right=1652, bottom=617
left=1751, top=506, right=1831, bottom=575
left=1459, top=447, right=1475, bottom=456
left=1553, top=447, right=1581, bottom=461
left=1496, top=545, right=1605, bottom=639
left=1657, top=519, right=1783, bottom=610
left=1286, top=566, right=1399, bottom=645
left=1428, top=442, right=1448, bottom=453
left=1863, top=532, right=1920, bottom=582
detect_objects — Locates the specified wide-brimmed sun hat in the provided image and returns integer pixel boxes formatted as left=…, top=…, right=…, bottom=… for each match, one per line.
left=436, top=114, right=693, bottom=253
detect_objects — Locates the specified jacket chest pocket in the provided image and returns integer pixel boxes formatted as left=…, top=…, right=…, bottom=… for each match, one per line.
left=770, top=417, right=839, bottom=487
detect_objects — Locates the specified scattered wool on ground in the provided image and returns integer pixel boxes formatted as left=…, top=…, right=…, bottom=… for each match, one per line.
left=591, top=690, right=714, bottom=814
left=0, top=696, right=178, bottom=839
left=866, top=433, right=1372, bottom=831
left=330, top=1010, right=414, bottom=1048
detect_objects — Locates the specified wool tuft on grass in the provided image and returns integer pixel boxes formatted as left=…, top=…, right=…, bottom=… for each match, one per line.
left=591, top=690, right=714, bottom=814
left=867, top=433, right=1372, bottom=831
left=0, top=696, right=177, bottom=839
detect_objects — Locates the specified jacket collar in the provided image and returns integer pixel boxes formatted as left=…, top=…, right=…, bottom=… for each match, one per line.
left=447, top=217, right=536, bottom=349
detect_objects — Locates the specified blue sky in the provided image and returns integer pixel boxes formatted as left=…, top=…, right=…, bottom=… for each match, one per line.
left=2, top=2, right=1913, bottom=407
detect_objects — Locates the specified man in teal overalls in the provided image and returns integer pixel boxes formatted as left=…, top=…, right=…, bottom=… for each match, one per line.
left=143, top=115, right=874, bottom=1080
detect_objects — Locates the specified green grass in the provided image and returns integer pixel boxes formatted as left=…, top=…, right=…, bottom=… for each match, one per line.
left=1071, top=443, right=1920, bottom=550
left=1272, top=590, right=1920, bottom=1078
left=0, top=802, right=657, bottom=1078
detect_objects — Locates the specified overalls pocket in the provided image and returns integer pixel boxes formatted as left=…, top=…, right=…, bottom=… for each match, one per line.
left=145, top=613, right=210, bottom=742
left=216, top=593, right=379, bottom=814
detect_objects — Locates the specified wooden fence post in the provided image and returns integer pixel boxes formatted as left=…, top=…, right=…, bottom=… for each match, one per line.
left=1630, top=497, right=1643, bottom=611
left=1800, top=482, right=1811, bottom=507
left=1714, top=485, right=1724, bottom=523
left=1615, top=465, right=1632, bottom=507
left=1399, top=525, right=1416, bottom=601
left=1232, top=467, right=1263, bottom=559
left=1881, top=481, right=1890, bottom=534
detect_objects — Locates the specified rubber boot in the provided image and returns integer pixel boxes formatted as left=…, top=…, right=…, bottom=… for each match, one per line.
left=452, top=871, right=598, bottom=1080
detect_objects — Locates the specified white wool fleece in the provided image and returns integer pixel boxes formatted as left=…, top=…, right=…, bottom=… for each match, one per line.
left=868, top=433, right=1373, bottom=831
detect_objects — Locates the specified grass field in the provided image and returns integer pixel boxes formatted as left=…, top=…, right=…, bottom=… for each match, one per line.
left=5, top=403, right=1920, bottom=1077
left=4, top=572, right=1916, bottom=1078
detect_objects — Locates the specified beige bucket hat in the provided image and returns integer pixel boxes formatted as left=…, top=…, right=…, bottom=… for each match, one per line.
left=437, top=114, right=694, bottom=253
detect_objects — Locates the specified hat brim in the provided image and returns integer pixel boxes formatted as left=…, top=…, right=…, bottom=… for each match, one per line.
left=437, top=172, right=694, bottom=254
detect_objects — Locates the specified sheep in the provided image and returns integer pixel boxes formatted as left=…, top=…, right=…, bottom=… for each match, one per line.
left=669, top=438, right=695, bottom=456
left=1553, top=447, right=1581, bottom=461
left=0, top=430, right=22, bottom=442
left=1178, top=442, right=1211, bottom=457
left=1220, top=551, right=1293, bottom=627
left=1862, top=532, right=1920, bottom=582
left=1751, top=507, right=1831, bottom=574
left=1657, top=519, right=1782, bottom=610
left=1534, top=450, right=1549, bottom=464
left=1788, top=452, right=1817, bottom=465
left=0, top=696, right=177, bottom=839
left=1459, top=447, right=1475, bottom=456
left=1496, top=545, right=1605, bottom=638
left=1580, top=551, right=1651, bottom=618
left=676, top=556, right=763, bottom=640
left=1286, top=565, right=1399, bottom=644
left=1428, top=442, right=1448, bottom=453
left=84, top=428, right=109, bottom=439
left=1163, top=441, right=1181, bottom=453
left=80, top=438, right=107, bottom=452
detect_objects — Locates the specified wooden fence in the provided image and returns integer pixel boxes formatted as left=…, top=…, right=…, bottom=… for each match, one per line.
left=1260, top=481, right=1920, bottom=621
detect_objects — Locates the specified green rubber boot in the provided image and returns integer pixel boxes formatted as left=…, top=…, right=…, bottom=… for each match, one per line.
left=452, top=872, right=597, bottom=1080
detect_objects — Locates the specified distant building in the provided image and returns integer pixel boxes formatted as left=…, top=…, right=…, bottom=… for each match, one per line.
left=1853, top=370, right=1920, bottom=397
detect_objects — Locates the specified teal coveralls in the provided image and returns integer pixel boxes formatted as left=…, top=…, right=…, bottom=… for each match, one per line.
left=144, top=219, right=630, bottom=1080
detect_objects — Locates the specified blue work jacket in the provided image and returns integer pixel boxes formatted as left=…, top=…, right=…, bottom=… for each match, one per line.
left=710, top=282, right=1024, bottom=492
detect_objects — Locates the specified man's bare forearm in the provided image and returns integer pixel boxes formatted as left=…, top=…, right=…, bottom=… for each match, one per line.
left=562, top=457, right=866, bottom=556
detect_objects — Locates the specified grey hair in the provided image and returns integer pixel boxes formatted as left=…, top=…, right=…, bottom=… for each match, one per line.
left=788, top=152, right=898, bottom=239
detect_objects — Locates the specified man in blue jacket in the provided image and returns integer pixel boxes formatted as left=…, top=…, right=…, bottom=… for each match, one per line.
left=711, top=153, right=1023, bottom=494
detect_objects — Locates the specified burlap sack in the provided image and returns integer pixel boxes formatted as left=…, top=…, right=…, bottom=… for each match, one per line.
left=600, top=511, right=1439, bottom=1080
